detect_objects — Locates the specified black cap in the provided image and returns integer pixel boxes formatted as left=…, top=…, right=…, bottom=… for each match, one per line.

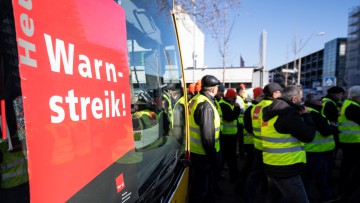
left=327, top=86, right=345, bottom=94
left=218, top=84, right=225, bottom=92
left=263, top=83, right=283, bottom=97
left=201, top=75, right=221, bottom=87
left=166, top=83, right=182, bottom=91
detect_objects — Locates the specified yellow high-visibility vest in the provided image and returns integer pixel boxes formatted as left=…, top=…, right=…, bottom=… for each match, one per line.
left=219, top=100, right=237, bottom=135
left=0, top=141, right=29, bottom=188
left=304, top=107, right=335, bottom=152
left=189, top=94, right=221, bottom=154
left=261, top=116, right=306, bottom=166
left=338, top=100, right=360, bottom=143
left=251, top=100, right=272, bottom=150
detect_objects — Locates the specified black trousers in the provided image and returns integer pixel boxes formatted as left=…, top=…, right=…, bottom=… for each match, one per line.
left=220, top=134, right=239, bottom=180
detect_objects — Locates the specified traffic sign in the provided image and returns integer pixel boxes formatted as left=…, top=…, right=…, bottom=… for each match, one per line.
left=323, top=76, right=336, bottom=86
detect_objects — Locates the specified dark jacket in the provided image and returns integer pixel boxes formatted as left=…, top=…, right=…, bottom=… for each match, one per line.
left=243, top=100, right=259, bottom=134
left=305, top=102, right=339, bottom=155
left=262, top=99, right=316, bottom=178
left=322, top=95, right=342, bottom=123
left=344, top=101, right=360, bottom=125
left=192, top=91, right=219, bottom=163
left=220, top=98, right=241, bottom=123
left=340, top=100, right=360, bottom=150
left=305, top=102, right=338, bottom=139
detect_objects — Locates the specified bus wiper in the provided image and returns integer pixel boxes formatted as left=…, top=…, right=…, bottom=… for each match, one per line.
left=137, top=150, right=178, bottom=202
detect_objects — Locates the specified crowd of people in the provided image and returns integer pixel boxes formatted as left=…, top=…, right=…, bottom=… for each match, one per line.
left=187, top=75, right=360, bottom=203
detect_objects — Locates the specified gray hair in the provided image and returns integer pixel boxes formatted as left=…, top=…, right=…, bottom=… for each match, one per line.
left=282, top=85, right=302, bottom=103
left=348, top=86, right=360, bottom=100
left=203, top=86, right=215, bottom=92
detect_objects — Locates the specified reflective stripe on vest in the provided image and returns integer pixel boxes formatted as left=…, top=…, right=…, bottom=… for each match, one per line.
left=219, top=100, right=238, bottom=135
left=243, top=128, right=254, bottom=144
left=215, top=99, right=223, bottom=131
left=238, top=114, right=244, bottom=125
left=251, top=100, right=273, bottom=150
left=261, top=115, right=306, bottom=166
left=0, top=142, right=29, bottom=188
left=236, top=95, right=245, bottom=124
left=189, top=94, right=221, bottom=154
left=304, top=107, right=335, bottom=152
left=338, top=100, right=360, bottom=143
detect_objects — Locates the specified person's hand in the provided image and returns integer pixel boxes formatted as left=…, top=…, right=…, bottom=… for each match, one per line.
left=299, top=105, right=309, bottom=114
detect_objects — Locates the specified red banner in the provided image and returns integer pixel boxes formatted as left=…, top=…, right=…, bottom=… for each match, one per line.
left=12, top=0, right=134, bottom=202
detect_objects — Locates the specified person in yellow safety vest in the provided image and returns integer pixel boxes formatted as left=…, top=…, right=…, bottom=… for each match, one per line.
left=321, top=86, right=345, bottom=147
left=240, top=84, right=248, bottom=100
left=214, top=84, right=225, bottom=131
left=243, top=83, right=281, bottom=203
left=236, top=87, right=263, bottom=196
left=338, top=85, right=360, bottom=202
left=213, top=83, right=225, bottom=193
left=162, top=89, right=173, bottom=124
left=187, top=75, right=221, bottom=203
left=167, top=83, right=183, bottom=127
left=302, top=93, right=340, bottom=202
left=236, top=87, right=246, bottom=157
left=0, top=138, right=29, bottom=203
left=132, top=90, right=170, bottom=138
left=152, top=89, right=170, bottom=137
left=236, top=87, right=246, bottom=112
left=219, top=88, right=241, bottom=183
left=171, top=95, right=185, bottom=145
left=261, top=85, right=316, bottom=203
left=132, top=93, right=158, bottom=131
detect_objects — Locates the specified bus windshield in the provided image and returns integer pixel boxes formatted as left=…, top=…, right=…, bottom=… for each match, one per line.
left=121, top=0, right=186, bottom=200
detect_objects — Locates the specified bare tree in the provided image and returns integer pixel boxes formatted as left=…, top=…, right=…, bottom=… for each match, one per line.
left=217, top=10, right=236, bottom=84
left=172, top=0, right=241, bottom=83
left=173, top=1, right=240, bottom=33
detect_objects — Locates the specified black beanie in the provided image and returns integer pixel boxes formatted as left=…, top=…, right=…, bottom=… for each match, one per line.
left=263, top=83, right=283, bottom=97
left=327, top=86, right=345, bottom=94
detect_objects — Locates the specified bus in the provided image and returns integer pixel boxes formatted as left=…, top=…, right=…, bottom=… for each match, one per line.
left=0, top=0, right=189, bottom=202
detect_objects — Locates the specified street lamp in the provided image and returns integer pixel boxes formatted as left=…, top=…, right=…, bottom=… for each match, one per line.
left=296, top=32, right=325, bottom=86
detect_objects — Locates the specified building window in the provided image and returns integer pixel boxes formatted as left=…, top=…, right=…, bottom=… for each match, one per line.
left=339, top=43, right=346, bottom=56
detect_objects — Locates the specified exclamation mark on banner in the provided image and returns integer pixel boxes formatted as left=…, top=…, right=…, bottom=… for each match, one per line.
left=122, top=93, right=126, bottom=116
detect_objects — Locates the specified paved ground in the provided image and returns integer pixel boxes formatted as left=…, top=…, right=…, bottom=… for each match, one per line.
left=212, top=152, right=344, bottom=203
left=185, top=155, right=250, bottom=203
left=213, top=178, right=243, bottom=203
left=213, top=156, right=263, bottom=203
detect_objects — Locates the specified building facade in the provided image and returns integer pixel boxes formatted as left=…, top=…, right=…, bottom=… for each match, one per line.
left=323, top=38, right=347, bottom=87
left=269, top=49, right=324, bottom=89
left=183, top=67, right=256, bottom=88
left=345, top=6, right=360, bottom=88
left=269, top=38, right=348, bottom=93
left=174, top=6, right=205, bottom=70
